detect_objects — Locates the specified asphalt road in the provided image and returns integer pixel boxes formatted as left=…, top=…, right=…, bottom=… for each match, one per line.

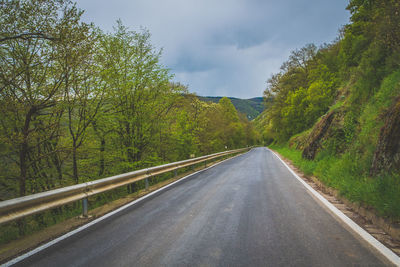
left=14, top=148, right=387, bottom=266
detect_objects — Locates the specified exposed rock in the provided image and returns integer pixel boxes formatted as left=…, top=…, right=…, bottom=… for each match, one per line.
left=370, top=97, right=400, bottom=175
left=302, top=110, right=336, bottom=160
left=288, top=129, right=311, bottom=150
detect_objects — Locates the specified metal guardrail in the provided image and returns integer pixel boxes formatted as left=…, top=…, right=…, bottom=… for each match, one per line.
left=0, top=148, right=250, bottom=225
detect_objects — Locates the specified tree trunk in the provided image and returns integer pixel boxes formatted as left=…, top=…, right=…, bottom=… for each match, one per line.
left=54, top=156, right=63, bottom=182
left=19, top=142, right=28, bottom=197
left=127, top=147, right=134, bottom=163
left=72, top=140, right=78, bottom=184
left=127, top=183, right=136, bottom=193
left=19, top=108, right=34, bottom=197
left=17, top=108, right=35, bottom=236
left=99, top=138, right=105, bottom=176
left=18, top=142, right=28, bottom=235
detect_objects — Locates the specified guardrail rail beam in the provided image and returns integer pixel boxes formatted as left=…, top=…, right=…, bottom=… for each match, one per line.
left=0, top=148, right=250, bottom=225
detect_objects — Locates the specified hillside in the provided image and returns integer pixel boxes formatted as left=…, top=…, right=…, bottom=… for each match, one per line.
left=256, top=1, right=400, bottom=220
left=198, top=96, right=264, bottom=120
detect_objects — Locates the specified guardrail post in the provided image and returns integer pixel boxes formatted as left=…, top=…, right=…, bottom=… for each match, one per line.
left=190, top=154, right=195, bottom=171
left=82, top=198, right=88, bottom=217
left=145, top=178, right=149, bottom=191
left=204, top=160, right=207, bottom=168
left=174, top=169, right=177, bottom=177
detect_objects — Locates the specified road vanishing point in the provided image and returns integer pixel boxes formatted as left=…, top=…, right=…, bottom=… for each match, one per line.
left=10, top=148, right=391, bottom=266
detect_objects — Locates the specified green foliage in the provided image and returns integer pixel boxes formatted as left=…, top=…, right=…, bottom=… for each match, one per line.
left=0, top=0, right=261, bottom=241
left=0, top=0, right=93, bottom=197
left=261, top=1, right=400, bottom=221
left=262, top=43, right=338, bottom=142
left=261, top=0, right=400, bottom=144
left=269, top=145, right=316, bottom=176
left=273, top=145, right=400, bottom=219
left=198, top=96, right=265, bottom=120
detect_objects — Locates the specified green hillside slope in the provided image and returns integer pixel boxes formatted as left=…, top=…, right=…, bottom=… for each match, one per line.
left=198, top=96, right=264, bottom=120
left=256, top=1, right=400, bottom=219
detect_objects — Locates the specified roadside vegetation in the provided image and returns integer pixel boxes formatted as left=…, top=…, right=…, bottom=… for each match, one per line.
left=256, top=0, right=400, bottom=220
left=198, top=96, right=264, bottom=120
left=0, top=0, right=260, bottom=243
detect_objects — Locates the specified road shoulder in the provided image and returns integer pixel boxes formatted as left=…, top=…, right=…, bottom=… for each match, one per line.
left=270, top=148, right=400, bottom=266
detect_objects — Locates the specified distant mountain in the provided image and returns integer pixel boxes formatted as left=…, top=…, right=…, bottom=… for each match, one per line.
left=198, top=96, right=264, bottom=120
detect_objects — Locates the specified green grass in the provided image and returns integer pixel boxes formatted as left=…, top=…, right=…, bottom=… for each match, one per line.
left=270, top=144, right=400, bottom=221
left=269, top=144, right=316, bottom=176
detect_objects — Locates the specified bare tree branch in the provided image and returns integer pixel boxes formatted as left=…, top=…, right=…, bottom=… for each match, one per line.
left=0, top=33, right=59, bottom=43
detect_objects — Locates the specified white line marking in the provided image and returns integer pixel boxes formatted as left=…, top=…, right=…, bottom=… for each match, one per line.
left=2, top=151, right=248, bottom=267
left=269, top=149, right=400, bottom=266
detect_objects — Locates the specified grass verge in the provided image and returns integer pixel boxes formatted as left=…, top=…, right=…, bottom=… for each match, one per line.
left=269, top=144, right=400, bottom=221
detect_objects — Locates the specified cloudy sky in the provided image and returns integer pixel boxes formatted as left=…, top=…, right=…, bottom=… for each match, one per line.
left=77, top=0, right=350, bottom=98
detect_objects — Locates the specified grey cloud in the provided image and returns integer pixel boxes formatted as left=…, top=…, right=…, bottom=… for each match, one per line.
left=209, top=26, right=272, bottom=49
left=172, top=53, right=217, bottom=72
left=78, top=0, right=350, bottom=98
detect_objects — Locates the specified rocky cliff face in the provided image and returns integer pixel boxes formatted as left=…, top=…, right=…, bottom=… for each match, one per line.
left=371, top=98, right=400, bottom=175
left=302, top=110, right=337, bottom=160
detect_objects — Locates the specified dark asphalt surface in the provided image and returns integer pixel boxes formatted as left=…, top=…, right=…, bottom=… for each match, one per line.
left=14, top=148, right=387, bottom=266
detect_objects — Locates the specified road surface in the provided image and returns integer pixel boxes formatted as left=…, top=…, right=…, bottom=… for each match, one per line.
left=13, top=148, right=387, bottom=266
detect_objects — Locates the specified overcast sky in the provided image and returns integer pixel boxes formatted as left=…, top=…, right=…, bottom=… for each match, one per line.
left=77, top=0, right=350, bottom=98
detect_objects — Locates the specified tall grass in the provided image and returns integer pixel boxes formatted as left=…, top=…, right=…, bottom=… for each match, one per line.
left=269, top=145, right=316, bottom=176
left=270, top=144, right=400, bottom=220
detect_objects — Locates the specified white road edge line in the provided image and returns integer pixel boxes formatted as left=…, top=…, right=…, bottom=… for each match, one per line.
left=2, top=151, right=249, bottom=267
left=269, top=149, right=400, bottom=266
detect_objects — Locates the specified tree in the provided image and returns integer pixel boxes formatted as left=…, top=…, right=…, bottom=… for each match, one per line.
left=102, top=22, right=172, bottom=165
left=262, top=43, right=339, bottom=141
left=0, top=0, right=94, bottom=235
left=210, top=97, right=244, bottom=149
left=58, top=21, right=103, bottom=184
left=0, top=0, right=85, bottom=196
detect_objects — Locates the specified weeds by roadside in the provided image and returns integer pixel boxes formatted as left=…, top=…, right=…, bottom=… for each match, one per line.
left=270, top=144, right=400, bottom=221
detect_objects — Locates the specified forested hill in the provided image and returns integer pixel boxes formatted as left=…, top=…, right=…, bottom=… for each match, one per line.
left=198, top=96, right=264, bottom=120
left=256, top=1, right=400, bottom=220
